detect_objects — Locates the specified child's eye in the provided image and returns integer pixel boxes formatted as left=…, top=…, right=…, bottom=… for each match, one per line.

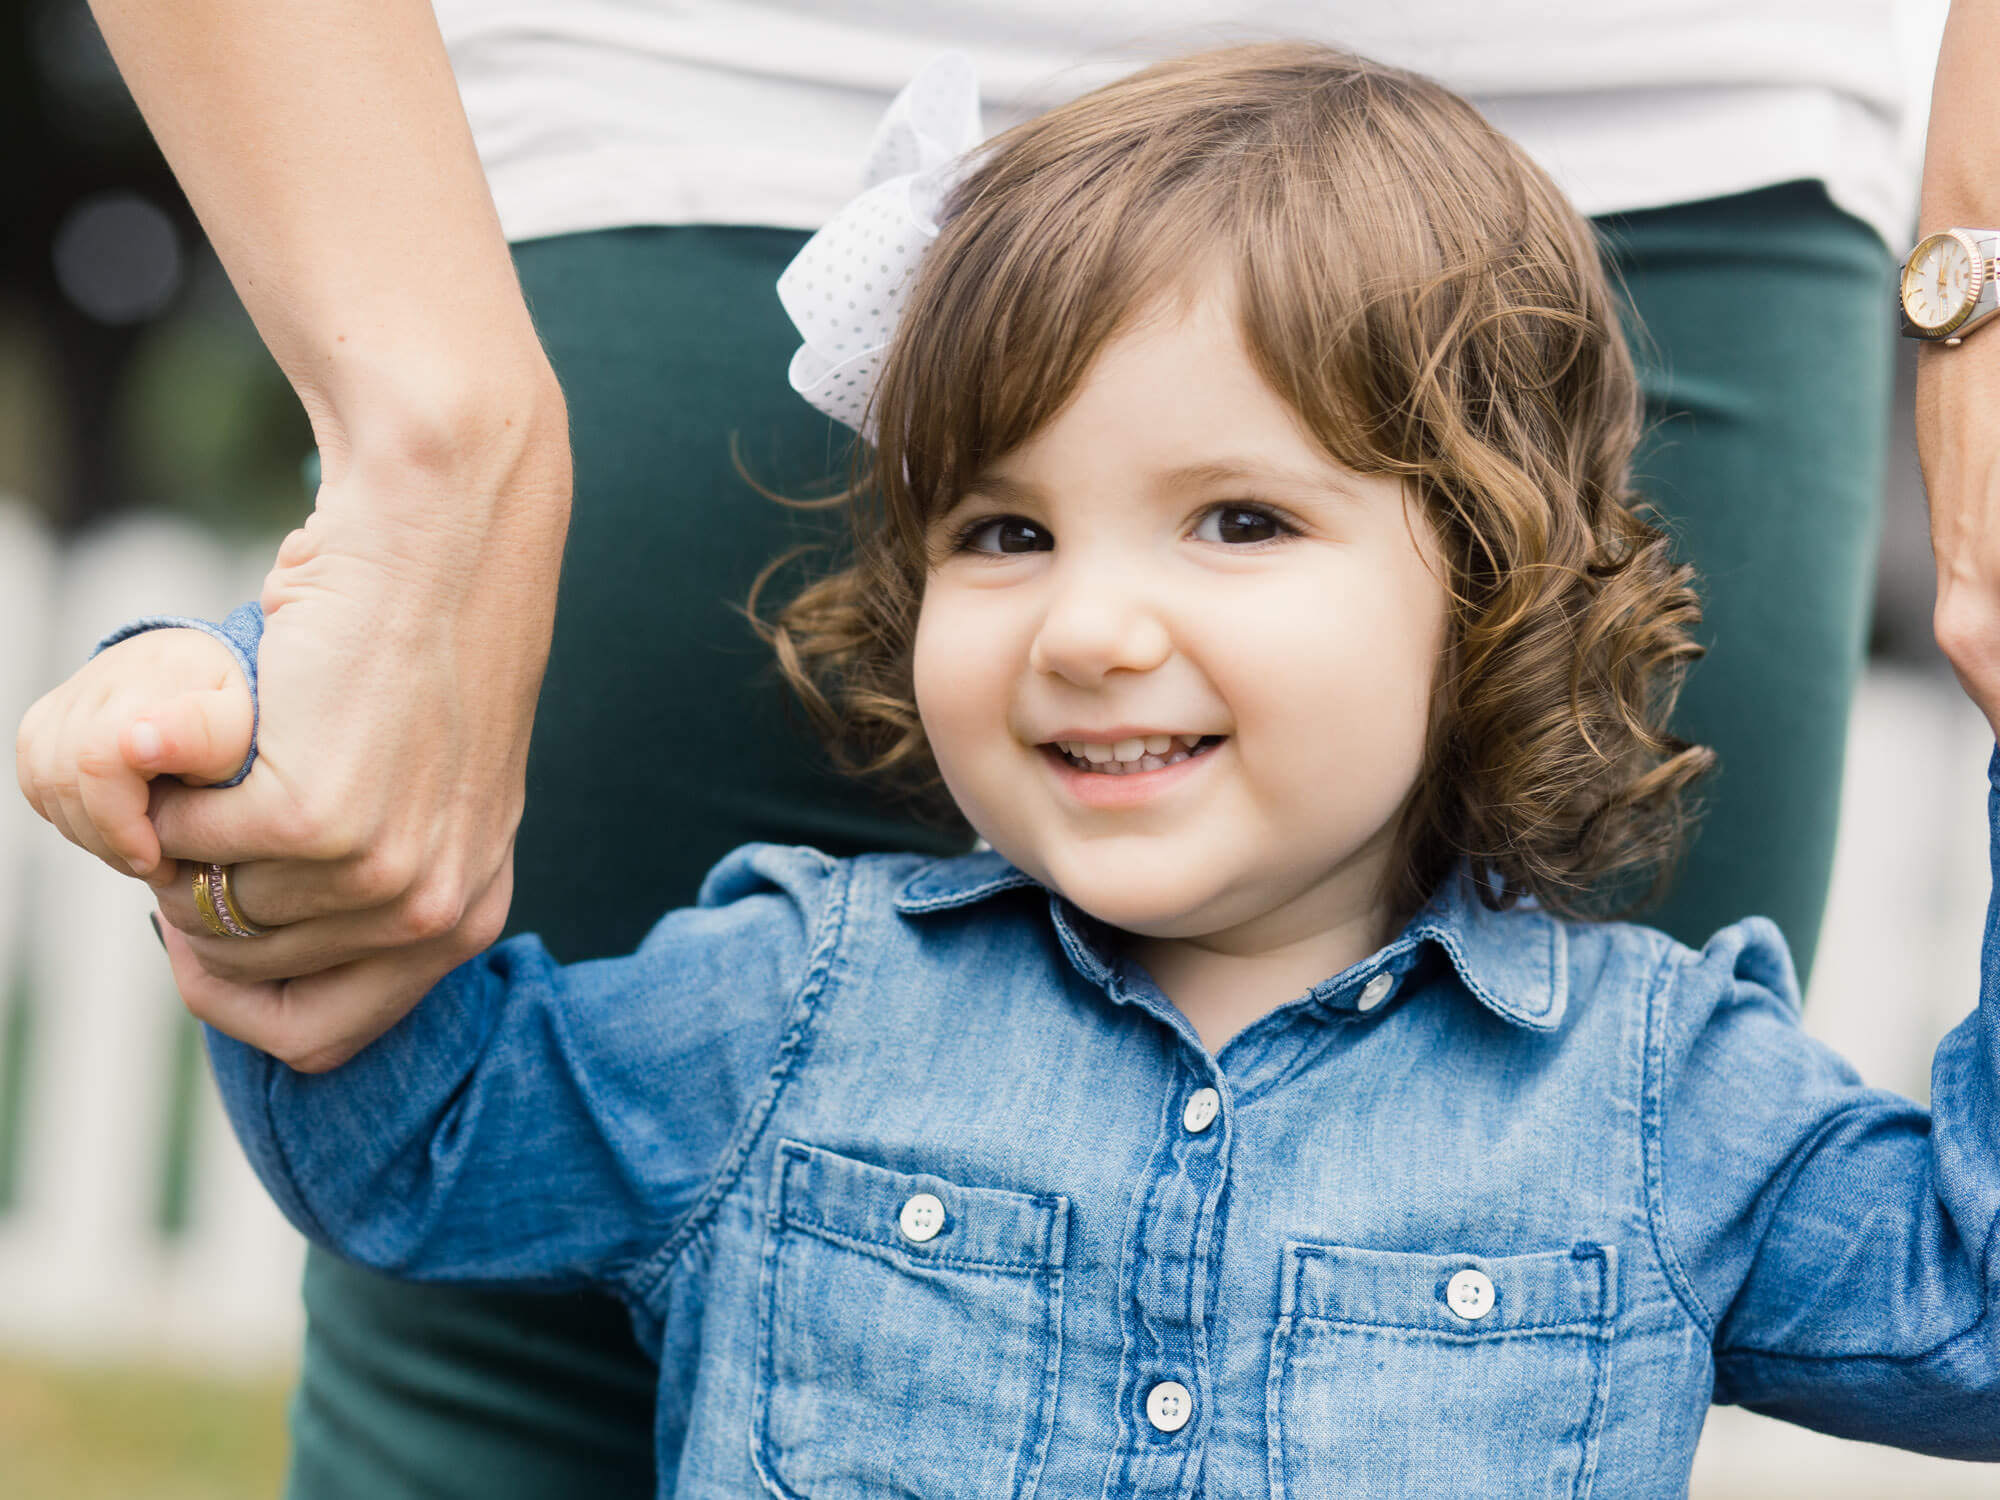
left=1192, top=504, right=1292, bottom=545
left=959, top=516, right=1054, bottom=554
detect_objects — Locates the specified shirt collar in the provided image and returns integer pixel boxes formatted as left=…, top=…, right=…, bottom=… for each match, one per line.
left=1388, top=871, right=1569, bottom=1030
left=894, top=853, right=1569, bottom=1032
left=893, top=849, right=1043, bottom=913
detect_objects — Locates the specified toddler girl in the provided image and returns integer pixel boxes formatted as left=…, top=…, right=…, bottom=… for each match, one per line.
left=18, top=42, right=2000, bottom=1496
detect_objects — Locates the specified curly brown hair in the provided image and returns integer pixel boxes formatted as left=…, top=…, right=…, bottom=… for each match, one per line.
left=760, top=41, right=1713, bottom=922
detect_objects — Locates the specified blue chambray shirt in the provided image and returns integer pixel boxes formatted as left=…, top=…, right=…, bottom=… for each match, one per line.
left=154, top=609, right=2000, bottom=1494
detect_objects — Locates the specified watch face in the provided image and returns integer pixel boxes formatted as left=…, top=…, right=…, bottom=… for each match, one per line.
left=1903, top=231, right=1983, bottom=335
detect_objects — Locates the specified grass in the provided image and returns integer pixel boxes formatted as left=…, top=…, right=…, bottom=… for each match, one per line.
left=0, top=1352, right=291, bottom=1500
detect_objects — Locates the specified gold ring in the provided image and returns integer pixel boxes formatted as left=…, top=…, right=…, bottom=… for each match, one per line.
left=192, top=862, right=269, bottom=939
left=191, top=863, right=229, bottom=937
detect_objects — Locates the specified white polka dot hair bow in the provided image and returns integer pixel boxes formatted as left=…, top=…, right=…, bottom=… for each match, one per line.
left=778, top=51, right=985, bottom=435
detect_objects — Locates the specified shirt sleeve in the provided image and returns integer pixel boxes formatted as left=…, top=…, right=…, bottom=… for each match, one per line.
left=1651, top=748, right=2000, bottom=1457
left=93, top=602, right=265, bottom=787
left=204, top=841, right=842, bottom=1294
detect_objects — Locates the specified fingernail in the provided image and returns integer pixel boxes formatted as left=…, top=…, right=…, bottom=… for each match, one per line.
left=149, top=914, right=166, bottom=952
left=130, top=721, right=162, bottom=763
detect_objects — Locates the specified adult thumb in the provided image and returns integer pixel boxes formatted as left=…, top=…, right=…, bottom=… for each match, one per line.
left=122, top=687, right=256, bottom=789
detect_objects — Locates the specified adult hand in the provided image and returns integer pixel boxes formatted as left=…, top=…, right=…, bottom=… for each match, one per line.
left=144, top=385, right=570, bottom=1072
left=1917, top=337, right=2000, bottom=742
left=75, top=0, right=576, bottom=1069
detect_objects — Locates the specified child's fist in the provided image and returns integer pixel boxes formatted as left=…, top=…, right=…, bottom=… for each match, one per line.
left=14, top=629, right=255, bottom=885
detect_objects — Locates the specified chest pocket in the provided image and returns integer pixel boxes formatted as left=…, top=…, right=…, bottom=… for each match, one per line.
left=1267, top=1241, right=1616, bottom=1500
left=752, top=1139, right=1069, bottom=1500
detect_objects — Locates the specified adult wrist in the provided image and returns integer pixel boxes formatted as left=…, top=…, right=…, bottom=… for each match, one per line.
left=1916, top=316, right=2000, bottom=437
left=301, top=354, right=572, bottom=580
left=309, top=344, right=570, bottom=496
left=248, top=360, right=571, bottom=744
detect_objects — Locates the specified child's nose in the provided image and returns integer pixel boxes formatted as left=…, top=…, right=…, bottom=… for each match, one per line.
left=1026, top=566, right=1173, bottom=684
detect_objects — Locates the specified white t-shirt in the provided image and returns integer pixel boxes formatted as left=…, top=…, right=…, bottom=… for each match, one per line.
left=433, top=1, right=1933, bottom=250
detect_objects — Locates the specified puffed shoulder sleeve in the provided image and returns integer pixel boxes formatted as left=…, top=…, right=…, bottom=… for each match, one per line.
left=205, top=843, right=847, bottom=1293
left=1649, top=752, right=2000, bottom=1457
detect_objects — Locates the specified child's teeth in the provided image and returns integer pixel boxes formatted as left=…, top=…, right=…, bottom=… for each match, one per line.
left=1057, top=733, right=1219, bottom=772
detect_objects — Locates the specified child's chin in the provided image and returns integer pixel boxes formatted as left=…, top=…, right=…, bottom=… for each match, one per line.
left=988, top=838, right=1225, bottom=937
left=1055, top=873, right=1216, bottom=940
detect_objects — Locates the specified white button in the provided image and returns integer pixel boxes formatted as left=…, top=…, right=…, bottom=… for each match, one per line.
left=898, top=1192, right=946, bottom=1243
left=1446, top=1268, right=1495, bottom=1320
left=1358, top=973, right=1395, bottom=1012
left=1145, top=1380, right=1193, bottom=1433
left=1182, top=1087, right=1220, bottom=1133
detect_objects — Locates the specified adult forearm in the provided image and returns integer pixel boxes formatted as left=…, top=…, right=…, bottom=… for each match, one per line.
left=1917, top=1, right=2000, bottom=734
left=86, top=0, right=564, bottom=498
left=1922, top=1, right=2000, bottom=229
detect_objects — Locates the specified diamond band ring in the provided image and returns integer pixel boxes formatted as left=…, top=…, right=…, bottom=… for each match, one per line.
left=192, top=861, right=270, bottom=939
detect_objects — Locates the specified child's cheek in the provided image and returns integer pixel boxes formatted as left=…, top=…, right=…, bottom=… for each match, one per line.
left=910, top=594, right=985, bottom=790
left=912, top=591, right=1029, bottom=854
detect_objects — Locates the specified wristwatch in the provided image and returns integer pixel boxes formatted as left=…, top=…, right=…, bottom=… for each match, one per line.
left=1899, top=228, right=2000, bottom=344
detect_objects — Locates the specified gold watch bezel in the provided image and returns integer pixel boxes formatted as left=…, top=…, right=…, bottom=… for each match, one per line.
left=1902, top=229, right=1987, bottom=339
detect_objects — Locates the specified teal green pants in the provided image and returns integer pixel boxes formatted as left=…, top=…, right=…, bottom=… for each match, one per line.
left=284, top=181, right=1891, bottom=1498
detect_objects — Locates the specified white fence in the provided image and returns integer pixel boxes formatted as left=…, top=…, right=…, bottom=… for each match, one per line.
left=0, top=503, right=1995, bottom=1490
left=0, top=505, right=303, bottom=1374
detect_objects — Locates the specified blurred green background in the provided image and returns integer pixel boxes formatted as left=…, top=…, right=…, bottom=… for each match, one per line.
left=3, top=0, right=312, bottom=545
left=3, top=4, right=304, bottom=1495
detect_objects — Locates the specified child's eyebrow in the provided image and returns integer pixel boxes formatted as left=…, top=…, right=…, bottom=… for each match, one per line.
left=1156, top=459, right=1354, bottom=498
left=940, top=460, right=1356, bottom=523
left=942, top=473, right=1045, bottom=519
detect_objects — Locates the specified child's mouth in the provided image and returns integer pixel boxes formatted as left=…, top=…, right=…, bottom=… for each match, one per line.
left=1046, top=734, right=1223, bottom=775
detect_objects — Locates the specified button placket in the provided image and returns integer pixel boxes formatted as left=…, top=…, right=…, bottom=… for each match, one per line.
left=1104, top=1051, right=1228, bottom=1492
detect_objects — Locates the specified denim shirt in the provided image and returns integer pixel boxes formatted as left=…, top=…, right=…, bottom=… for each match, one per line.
left=154, top=608, right=2000, bottom=1495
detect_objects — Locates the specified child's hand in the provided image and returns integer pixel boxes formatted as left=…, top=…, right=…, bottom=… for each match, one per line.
left=14, top=629, right=255, bottom=886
